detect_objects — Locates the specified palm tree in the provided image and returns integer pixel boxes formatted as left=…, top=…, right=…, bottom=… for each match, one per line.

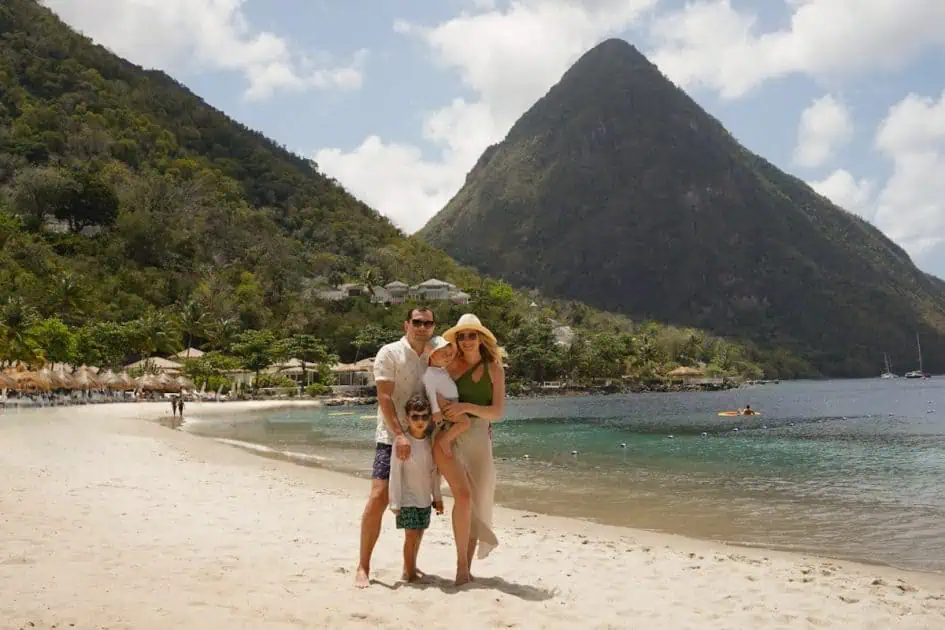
left=208, top=317, right=238, bottom=352
left=0, top=297, right=41, bottom=365
left=176, top=300, right=206, bottom=357
left=129, top=309, right=177, bottom=358
left=55, top=273, right=86, bottom=324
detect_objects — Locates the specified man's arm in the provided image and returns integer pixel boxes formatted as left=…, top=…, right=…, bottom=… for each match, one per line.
left=374, top=347, right=411, bottom=461
left=389, top=455, right=403, bottom=513
left=376, top=379, right=402, bottom=438
left=377, top=380, right=411, bottom=461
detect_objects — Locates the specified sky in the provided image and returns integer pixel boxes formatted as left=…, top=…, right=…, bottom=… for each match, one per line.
left=40, top=0, right=945, bottom=278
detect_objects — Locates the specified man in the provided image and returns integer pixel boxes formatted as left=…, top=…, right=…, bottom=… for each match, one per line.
left=355, top=306, right=436, bottom=587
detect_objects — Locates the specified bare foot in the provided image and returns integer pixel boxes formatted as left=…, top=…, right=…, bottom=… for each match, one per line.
left=455, top=570, right=472, bottom=586
left=355, top=567, right=371, bottom=588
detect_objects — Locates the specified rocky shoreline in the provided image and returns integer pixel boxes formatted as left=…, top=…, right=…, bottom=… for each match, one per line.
left=312, top=377, right=742, bottom=407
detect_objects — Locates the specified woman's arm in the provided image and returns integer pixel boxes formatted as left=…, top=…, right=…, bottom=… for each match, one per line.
left=454, top=362, right=505, bottom=421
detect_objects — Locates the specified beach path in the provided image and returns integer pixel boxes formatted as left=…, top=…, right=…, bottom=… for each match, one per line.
left=2, top=403, right=944, bottom=629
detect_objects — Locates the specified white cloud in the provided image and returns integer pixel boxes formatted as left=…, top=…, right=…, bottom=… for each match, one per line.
left=41, top=0, right=366, bottom=100
left=873, top=91, right=945, bottom=258
left=809, top=169, right=874, bottom=217
left=811, top=91, right=945, bottom=267
left=793, top=95, right=853, bottom=168
left=315, top=0, right=656, bottom=233
left=650, top=0, right=945, bottom=98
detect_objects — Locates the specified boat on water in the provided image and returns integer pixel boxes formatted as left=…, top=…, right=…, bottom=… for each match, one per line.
left=904, top=333, right=930, bottom=379
left=881, top=352, right=898, bottom=379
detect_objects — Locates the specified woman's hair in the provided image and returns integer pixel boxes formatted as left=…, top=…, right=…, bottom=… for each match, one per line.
left=462, top=328, right=506, bottom=364
left=404, top=393, right=430, bottom=414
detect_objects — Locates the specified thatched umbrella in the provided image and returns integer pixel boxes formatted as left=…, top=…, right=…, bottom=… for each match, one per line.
left=135, top=374, right=156, bottom=391
left=175, top=375, right=195, bottom=391
left=98, top=369, right=121, bottom=390
left=0, top=371, right=15, bottom=390
left=118, top=372, right=137, bottom=390
left=38, top=367, right=68, bottom=390
left=71, top=368, right=101, bottom=390
left=156, top=372, right=181, bottom=393
left=12, top=368, right=52, bottom=392
left=52, top=366, right=76, bottom=390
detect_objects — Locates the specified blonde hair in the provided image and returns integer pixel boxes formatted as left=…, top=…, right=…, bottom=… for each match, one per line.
left=477, top=333, right=507, bottom=364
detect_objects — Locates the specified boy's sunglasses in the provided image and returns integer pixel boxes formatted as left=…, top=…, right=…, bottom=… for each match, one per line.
left=410, top=319, right=435, bottom=329
left=408, top=412, right=430, bottom=421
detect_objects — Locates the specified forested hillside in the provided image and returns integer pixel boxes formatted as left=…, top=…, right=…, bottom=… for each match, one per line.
left=0, top=0, right=778, bottom=385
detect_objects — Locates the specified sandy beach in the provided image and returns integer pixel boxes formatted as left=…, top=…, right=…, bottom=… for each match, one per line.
left=2, top=403, right=944, bottom=629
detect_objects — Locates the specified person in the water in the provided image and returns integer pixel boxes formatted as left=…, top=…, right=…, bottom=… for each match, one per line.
left=742, top=404, right=754, bottom=415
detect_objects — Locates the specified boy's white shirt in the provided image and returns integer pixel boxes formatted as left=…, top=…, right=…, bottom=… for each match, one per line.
left=389, top=433, right=443, bottom=511
left=423, top=366, right=458, bottom=414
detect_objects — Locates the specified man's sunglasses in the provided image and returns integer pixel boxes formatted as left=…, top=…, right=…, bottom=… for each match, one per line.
left=410, top=318, right=435, bottom=328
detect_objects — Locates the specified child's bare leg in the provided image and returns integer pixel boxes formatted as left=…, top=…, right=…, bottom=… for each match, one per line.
left=402, top=529, right=423, bottom=582
left=444, top=413, right=472, bottom=446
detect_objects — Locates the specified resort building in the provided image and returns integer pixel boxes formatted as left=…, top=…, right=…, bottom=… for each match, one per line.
left=315, top=278, right=473, bottom=306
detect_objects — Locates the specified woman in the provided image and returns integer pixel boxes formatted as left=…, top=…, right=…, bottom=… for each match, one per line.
left=432, top=313, right=505, bottom=586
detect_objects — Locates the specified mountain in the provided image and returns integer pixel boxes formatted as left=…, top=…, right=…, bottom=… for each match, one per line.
left=0, top=1, right=770, bottom=380
left=420, top=38, right=945, bottom=377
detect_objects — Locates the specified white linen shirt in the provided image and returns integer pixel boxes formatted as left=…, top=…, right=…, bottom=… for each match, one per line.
left=423, top=366, right=458, bottom=414
left=372, top=336, right=429, bottom=445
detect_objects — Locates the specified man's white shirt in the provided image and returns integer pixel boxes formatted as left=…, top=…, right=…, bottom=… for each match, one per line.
left=372, top=336, right=430, bottom=445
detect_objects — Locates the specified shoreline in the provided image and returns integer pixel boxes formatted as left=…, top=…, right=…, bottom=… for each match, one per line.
left=2, top=403, right=944, bottom=628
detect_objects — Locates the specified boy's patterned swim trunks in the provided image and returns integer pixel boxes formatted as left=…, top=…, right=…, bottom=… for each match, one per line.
left=396, top=506, right=432, bottom=530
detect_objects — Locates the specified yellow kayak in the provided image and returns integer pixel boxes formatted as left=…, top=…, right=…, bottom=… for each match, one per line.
left=718, top=411, right=761, bottom=417
left=328, top=412, right=355, bottom=416
left=360, top=415, right=375, bottom=420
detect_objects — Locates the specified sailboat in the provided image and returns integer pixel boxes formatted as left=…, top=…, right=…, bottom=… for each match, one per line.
left=881, top=352, right=897, bottom=379
left=904, top=333, right=929, bottom=379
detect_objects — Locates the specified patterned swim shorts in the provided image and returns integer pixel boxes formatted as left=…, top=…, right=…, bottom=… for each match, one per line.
left=396, top=506, right=432, bottom=530
left=371, top=443, right=393, bottom=480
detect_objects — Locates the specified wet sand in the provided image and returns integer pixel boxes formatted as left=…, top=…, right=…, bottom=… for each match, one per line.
left=2, top=402, right=944, bottom=629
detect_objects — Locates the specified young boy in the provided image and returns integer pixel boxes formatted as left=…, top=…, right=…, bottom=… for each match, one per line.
left=423, top=337, right=471, bottom=451
left=388, top=394, right=444, bottom=582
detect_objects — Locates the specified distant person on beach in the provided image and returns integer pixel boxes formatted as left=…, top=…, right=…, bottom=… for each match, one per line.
left=434, top=313, right=505, bottom=586
left=355, top=307, right=435, bottom=588
left=423, top=337, right=470, bottom=451
left=171, top=397, right=177, bottom=417
left=178, top=397, right=185, bottom=417
left=388, top=394, right=444, bottom=582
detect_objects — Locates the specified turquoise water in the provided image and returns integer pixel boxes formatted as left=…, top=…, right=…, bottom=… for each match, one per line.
left=187, top=378, right=945, bottom=572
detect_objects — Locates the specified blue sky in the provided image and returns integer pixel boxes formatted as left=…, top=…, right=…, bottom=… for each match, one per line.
left=43, top=0, right=945, bottom=278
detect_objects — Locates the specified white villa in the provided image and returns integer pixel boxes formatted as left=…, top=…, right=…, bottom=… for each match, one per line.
left=316, top=278, right=471, bottom=306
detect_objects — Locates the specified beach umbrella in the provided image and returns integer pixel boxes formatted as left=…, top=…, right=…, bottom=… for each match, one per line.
left=98, top=369, right=122, bottom=390
left=0, top=371, right=15, bottom=389
left=52, top=366, right=76, bottom=390
left=38, top=366, right=68, bottom=389
left=12, top=368, right=52, bottom=392
left=71, top=369, right=101, bottom=390
left=136, top=374, right=159, bottom=391
left=156, top=372, right=181, bottom=393
left=175, top=375, right=195, bottom=391
left=118, top=372, right=137, bottom=390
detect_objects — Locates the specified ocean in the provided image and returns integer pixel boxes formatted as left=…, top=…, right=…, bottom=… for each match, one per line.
left=185, top=378, right=945, bottom=573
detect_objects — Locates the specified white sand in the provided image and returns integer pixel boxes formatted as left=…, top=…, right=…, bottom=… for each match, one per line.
left=2, top=403, right=944, bottom=630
